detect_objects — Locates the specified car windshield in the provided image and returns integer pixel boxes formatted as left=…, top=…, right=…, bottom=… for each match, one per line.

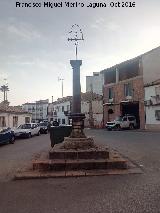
left=39, top=123, right=47, bottom=126
left=115, top=116, right=123, bottom=121
left=18, top=124, right=31, bottom=129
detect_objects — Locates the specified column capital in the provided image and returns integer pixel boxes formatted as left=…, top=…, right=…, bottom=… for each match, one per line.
left=70, top=60, right=82, bottom=68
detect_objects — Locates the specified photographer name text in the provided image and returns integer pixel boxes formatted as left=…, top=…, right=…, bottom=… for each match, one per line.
left=15, top=1, right=136, bottom=9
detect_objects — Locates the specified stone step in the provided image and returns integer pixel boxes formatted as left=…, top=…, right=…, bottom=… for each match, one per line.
left=33, top=158, right=127, bottom=172
left=49, top=149, right=109, bottom=160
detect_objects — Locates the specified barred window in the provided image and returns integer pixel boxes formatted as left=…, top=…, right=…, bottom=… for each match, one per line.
left=155, top=110, right=160, bottom=120
left=124, top=83, right=133, bottom=97
left=108, top=87, right=113, bottom=99
left=0, top=116, right=6, bottom=127
left=13, top=116, right=18, bottom=127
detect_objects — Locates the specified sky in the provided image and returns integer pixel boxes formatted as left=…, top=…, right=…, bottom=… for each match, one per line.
left=0, top=0, right=160, bottom=105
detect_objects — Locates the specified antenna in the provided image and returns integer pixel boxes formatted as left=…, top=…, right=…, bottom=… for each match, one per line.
left=68, top=24, right=84, bottom=60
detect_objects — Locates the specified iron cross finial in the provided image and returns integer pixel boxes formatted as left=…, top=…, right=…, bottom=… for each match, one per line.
left=68, top=24, right=84, bottom=60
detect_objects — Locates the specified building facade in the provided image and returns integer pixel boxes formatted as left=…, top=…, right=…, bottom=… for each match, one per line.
left=102, top=46, right=160, bottom=129
left=0, top=102, right=32, bottom=129
left=22, top=99, right=49, bottom=122
left=103, top=57, right=145, bottom=129
left=144, top=80, right=160, bottom=130
left=48, top=96, right=72, bottom=125
left=86, top=72, right=104, bottom=95
left=48, top=94, right=103, bottom=128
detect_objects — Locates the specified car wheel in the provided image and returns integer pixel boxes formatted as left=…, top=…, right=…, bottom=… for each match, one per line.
left=116, top=124, right=121, bottom=131
left=10, top=135, right=15, bottom=144
left=129, top=124, right=134, bottom=130
left=36, top=131, right=40, bottom=136
left=28, top=133, right=32, bottom=138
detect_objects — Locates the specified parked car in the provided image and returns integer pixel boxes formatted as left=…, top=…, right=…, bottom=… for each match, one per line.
left=0, top=128, right=15, bottom=145
left=14, top=123, right=40, bottom=138
left=106, top=115, right=137, bottom=130
left=39, top=122, right=48, bottom=134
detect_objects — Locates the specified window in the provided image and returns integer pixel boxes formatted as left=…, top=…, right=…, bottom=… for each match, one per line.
left=13, top=116, right=18, bottom=127
left=62, top=119, right=65, bottom=124
left=58, top=118, right=61, bottom=124
left=67, top=105, right=70, bottom=111
left=124, top=83, right=133, bottom=97
left=123, top=117, right=127, bottom=121
left=155, top=110, right=160, bottom=120
left=0, top=116, right=6, bottom=127
left=62, top=106, right=64, bottom=112
left=108, top=88, right=113, bottom=100
left=155, top=86, right=160, bottom=96
left=25, top=117, right=30, bottom=123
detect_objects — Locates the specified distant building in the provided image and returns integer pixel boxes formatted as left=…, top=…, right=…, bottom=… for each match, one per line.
left=144, top=79, right=160, bottom=130
left=102, top=46, right=160, bottom=129
left=22, top=99, right=49, bottom=122
left=0, top=101, right=32, bottom=128
left=86, top=72, right=104, bottom=95
left=81, top=92, right=103, bottom=128
left=48, top=96, right=72, bottom=125
left=48, top=94, right=103, bottom=128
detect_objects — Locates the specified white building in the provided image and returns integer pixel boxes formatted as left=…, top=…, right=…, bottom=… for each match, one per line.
left=49, top=94, right=103, bottom=128
left=48, top=96, right=72, bottom=125
left=0, top=102, right=32, bottom=129
left=22, top=99, right=49, bottom=122
left=86, top=72, right=104, bottom=95
left=145, top=79, right=160, bottom=130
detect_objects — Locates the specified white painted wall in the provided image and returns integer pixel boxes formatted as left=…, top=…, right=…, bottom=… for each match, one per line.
left=142, top=47, right=160, bottom=84
left=0, top=112, right=32, bottom=128
left=145, top=85, right=160, bottom=125
left=22, top=100, right=49, bottom=121
left=52, top=101, right=71, bottom=125
left=86, top=72, right=104, bottom=95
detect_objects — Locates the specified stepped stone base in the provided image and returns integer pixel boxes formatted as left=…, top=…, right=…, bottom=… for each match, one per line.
left=49, top=143, right=109, bottom=160
left=32, top=144, right=128, bottom=172
left=61, top=137, right=95, bottom=150
left=33, top=158, right=127, bottom=172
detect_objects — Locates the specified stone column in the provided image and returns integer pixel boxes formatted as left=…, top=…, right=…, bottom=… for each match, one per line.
left=68, top=60, right=86, bottom=138
left=70, top=60, right=82, bottom=113
left=60, top=59, right=95, bottom=149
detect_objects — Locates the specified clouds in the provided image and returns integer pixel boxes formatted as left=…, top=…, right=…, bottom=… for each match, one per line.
left=7, top=23, right=41, bottom=41
left=91, top=18, right=120, bottom=32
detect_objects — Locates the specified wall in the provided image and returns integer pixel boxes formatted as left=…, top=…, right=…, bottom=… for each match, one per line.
left=82, top=100, right=103, bottom=128
left=145, top=85, right=160, bottom=129
left=142, top=47, right=160, bottom=84
left=22, top=100, right=49, bottom=122
left=52, top=101, right=71, bottom=125
left=86, top=72, right=104, bottom=95
left=103, top=76, right=145, bottom=129
left=0, top=112, right=32, bottom=128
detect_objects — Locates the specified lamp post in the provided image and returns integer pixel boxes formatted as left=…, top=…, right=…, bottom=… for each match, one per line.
left=58, top=77, right=64, bottom=98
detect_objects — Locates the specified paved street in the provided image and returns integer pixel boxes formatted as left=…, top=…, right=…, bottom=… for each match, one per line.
left=0, top=130, right=160, bottom=213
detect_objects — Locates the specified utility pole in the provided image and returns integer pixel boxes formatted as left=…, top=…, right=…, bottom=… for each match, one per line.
left=58, top=77, right=64, bottom=98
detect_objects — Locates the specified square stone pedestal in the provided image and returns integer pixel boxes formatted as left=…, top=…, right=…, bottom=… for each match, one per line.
left=32, top=137, right=128, bottom=172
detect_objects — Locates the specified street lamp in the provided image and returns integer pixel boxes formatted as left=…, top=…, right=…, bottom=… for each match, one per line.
left=58, top=77, right=64, bottom=98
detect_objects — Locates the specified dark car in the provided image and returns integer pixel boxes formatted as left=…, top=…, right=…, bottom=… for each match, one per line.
left=39, top=122, right=48, bottom=134
left=0, top=128, right=15, bottom=145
